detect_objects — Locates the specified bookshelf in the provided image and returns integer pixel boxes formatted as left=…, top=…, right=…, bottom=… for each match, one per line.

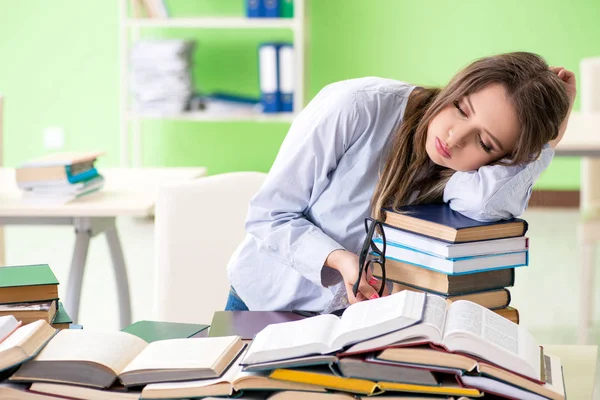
left=119, top=0, right=308, bottom=167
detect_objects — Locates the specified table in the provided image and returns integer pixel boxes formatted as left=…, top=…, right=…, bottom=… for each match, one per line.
left=554, top=112, right=600, bottom=344
left=0, top=167, right=206, bottom=328
left=543, top=344, right=598, bottom=399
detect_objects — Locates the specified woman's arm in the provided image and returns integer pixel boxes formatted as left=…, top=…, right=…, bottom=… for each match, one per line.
left=548, top=66, right=577, bottom=149
left=244, top=82, right=365, bottom=288
left=443, top=144, right=555, bottom=222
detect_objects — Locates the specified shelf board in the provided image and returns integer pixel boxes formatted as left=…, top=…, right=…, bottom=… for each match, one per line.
left=128, top=110, right=296, bottom=123
left=126, top=17, right=297, bottom=29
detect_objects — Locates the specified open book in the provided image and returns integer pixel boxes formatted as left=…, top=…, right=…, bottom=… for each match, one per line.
left=375, top=347, right=565, bottom=400
left=0, top=320, right=56, bottom=373
left=141, top=349, right=327, bottom=399
left=242, top=291, right=426, bottom=365
left=10, top=330, right=244, bottom=388
left=0, top=315, right=21, bottom=344
left=342, top=295, right=543, bottom=383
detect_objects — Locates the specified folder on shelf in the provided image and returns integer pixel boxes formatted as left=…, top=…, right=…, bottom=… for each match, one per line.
left=259, top=43, right=280, bottom=113
left=264, top=0, right=281, bottom=17
left=278, top=43, right=294, bottom=112
left=280, top=0, right=294, bottom=18
left=246, top=0, right=263, bottom=17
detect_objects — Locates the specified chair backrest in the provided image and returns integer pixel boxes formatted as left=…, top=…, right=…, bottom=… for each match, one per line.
left=153, top=171, right=267, bottom=324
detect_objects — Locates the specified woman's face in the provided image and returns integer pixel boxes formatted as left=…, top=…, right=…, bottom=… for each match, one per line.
left=426, top=83, right=520, bottom=171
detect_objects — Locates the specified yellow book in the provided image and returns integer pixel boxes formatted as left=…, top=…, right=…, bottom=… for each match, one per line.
left=379, top=379, right=483, bottom=397
left=269, top=368, right=483, bottom=397
left=269, top=369, right=382, bottom=396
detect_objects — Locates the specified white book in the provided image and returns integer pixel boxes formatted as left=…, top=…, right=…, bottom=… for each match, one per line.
left=382, top=225, right=528, bottom=258
left=0, top=315, right=21, bottom=344
left=378, top=239, right=528, bottom=275
left=344, top=295, right=543, bottom=383
left=242, top=291, right=426, bottom=365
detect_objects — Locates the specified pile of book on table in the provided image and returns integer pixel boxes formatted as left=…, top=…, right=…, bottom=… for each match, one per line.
left=16, top=151, right=105, bottom=205
left=0, top=291, right=565, bottom=400
left=372, top=203, right=529, bottom=324
left=0, top=264, right=72, bottom=333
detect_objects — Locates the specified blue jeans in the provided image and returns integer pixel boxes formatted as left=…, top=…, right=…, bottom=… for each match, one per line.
left=225, top=286, right=249, bottom=311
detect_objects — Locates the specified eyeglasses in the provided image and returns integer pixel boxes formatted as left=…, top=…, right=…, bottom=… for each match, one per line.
left=352, top=217, right=386, bottom=298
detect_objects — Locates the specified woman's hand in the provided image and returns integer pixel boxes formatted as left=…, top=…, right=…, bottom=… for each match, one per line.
left=549, top=66, right=576, bottom=148
left=325, top=249, right=382, bottom=304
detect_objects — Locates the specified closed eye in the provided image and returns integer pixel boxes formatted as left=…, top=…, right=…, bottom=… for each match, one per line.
left=478, top=134, right=493, bottom=154
left=453, top=100, right=467, bottom=117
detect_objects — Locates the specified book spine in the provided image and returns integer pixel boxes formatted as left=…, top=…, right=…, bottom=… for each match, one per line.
left=280, top=0, right=294, bottom=17
left=263, top=0, right=280, bottom=17
left=246, top=0, right=263, bottom=17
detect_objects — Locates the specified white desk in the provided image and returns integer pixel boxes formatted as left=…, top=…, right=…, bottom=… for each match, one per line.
left=555, top=112, right=600, bottom=345
left=0, top=167, right=206, bottom=328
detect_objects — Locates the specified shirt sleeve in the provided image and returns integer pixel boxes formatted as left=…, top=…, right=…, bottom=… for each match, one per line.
left=244, top=82, right=366, bottom=287
left=443, top=144, right=555, bottom=222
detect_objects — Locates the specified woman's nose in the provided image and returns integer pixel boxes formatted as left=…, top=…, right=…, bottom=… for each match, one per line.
left=447, top=128, right=468, bottom=149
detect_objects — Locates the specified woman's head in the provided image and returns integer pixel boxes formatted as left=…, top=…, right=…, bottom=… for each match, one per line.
left=425, top=52, right=570, bottom=171
left=371, top=52, right=571, bottom=221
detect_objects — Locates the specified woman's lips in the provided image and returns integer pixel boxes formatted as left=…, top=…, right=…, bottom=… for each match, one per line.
left=435, top=137, right=451, bottom=159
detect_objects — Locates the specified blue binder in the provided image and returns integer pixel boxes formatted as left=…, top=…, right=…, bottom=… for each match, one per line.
left=277, top=43, right=294, bottom=112
left=259, top=43, right=280, bottom=113
left=246, top=0, right=263, bottom=17
left=263, top=0, right=280, bottom=17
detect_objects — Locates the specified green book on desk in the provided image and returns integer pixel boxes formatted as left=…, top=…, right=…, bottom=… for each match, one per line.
left=122, top=320, right=209, bottom=342
left=0, top=264, right=59, bottom=304
left=51, top=303, right=73, bottom=329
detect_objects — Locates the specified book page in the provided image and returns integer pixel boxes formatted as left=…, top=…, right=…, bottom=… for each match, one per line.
left=0, top=320, right=41, bottom=351
left=244, top=315, right=339, bottom=364
left=121, top=336, right=239, bottom=372
left=32, top=330, right=148, bottom=374
left=420, top=294, right=448, bottom=339
left=442, top=300, right=540, bottom=379
left=331, top=291, right=425, bottom=349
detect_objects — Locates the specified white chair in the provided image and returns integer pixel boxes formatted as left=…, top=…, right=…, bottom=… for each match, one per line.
left=153, top=171, right=267, bottom=324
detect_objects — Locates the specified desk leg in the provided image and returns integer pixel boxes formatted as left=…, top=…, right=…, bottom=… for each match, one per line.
left=65, top=229, right=91, bottom=324
left=105, top=226, right=132, bottom=328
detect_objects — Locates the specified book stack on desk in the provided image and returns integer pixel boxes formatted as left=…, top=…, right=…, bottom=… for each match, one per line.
left=0, top=264, right=72, bottom=330
left=16, top=151, right=105, bottom=205
left=371, top=203, right=529, bottom=324
left=139, top=292, right=566, bottom=400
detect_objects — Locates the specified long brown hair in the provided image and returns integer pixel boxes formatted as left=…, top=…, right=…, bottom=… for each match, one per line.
left=371, top=52, right=570, bottom=221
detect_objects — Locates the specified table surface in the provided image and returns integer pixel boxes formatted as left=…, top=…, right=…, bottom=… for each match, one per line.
left=0, top=167, right=207, bottom=217
left=555, top=112, right=600, bottom=155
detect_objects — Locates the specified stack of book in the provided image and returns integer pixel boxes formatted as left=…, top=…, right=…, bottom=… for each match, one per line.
left=371, top=203, right=529, bottom=324
left=0, top=293, right=566, bottom=399
left=16, top=151, right=105, bottom=205
left=225, top=292, right=565, bottom=400
left=130, top=39, right=195, bottom=114
left=0, top=264, right=72, bottom=331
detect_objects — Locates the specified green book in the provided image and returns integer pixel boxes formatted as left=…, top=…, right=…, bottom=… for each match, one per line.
left=0, top=264, right=59, bottom=287
left=121, top=320, right=209, bottom=343
left=280, top=0, right=294, bottom=18
left=51, top=302, right=73, bottom=327
left=0, top=264, right=59, bottom=304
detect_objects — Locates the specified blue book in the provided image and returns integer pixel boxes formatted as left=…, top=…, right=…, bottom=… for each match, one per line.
left=374, top=238, right=528, bottom=275
left=383, top=204, right=528, bottom=244
left=263, top=0, right=280, bottom=17
left=246, top=0, right=263, bottom=17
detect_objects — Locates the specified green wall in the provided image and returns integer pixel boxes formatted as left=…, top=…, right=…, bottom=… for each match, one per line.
left=1, top=0, right=598, bottom=189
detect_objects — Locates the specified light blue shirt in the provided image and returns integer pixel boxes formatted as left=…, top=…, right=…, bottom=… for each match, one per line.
left=227, top=77, right=554, bottom=312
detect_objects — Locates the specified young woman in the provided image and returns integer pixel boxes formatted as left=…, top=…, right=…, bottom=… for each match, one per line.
left=226, top=52, right=575, bottom=312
